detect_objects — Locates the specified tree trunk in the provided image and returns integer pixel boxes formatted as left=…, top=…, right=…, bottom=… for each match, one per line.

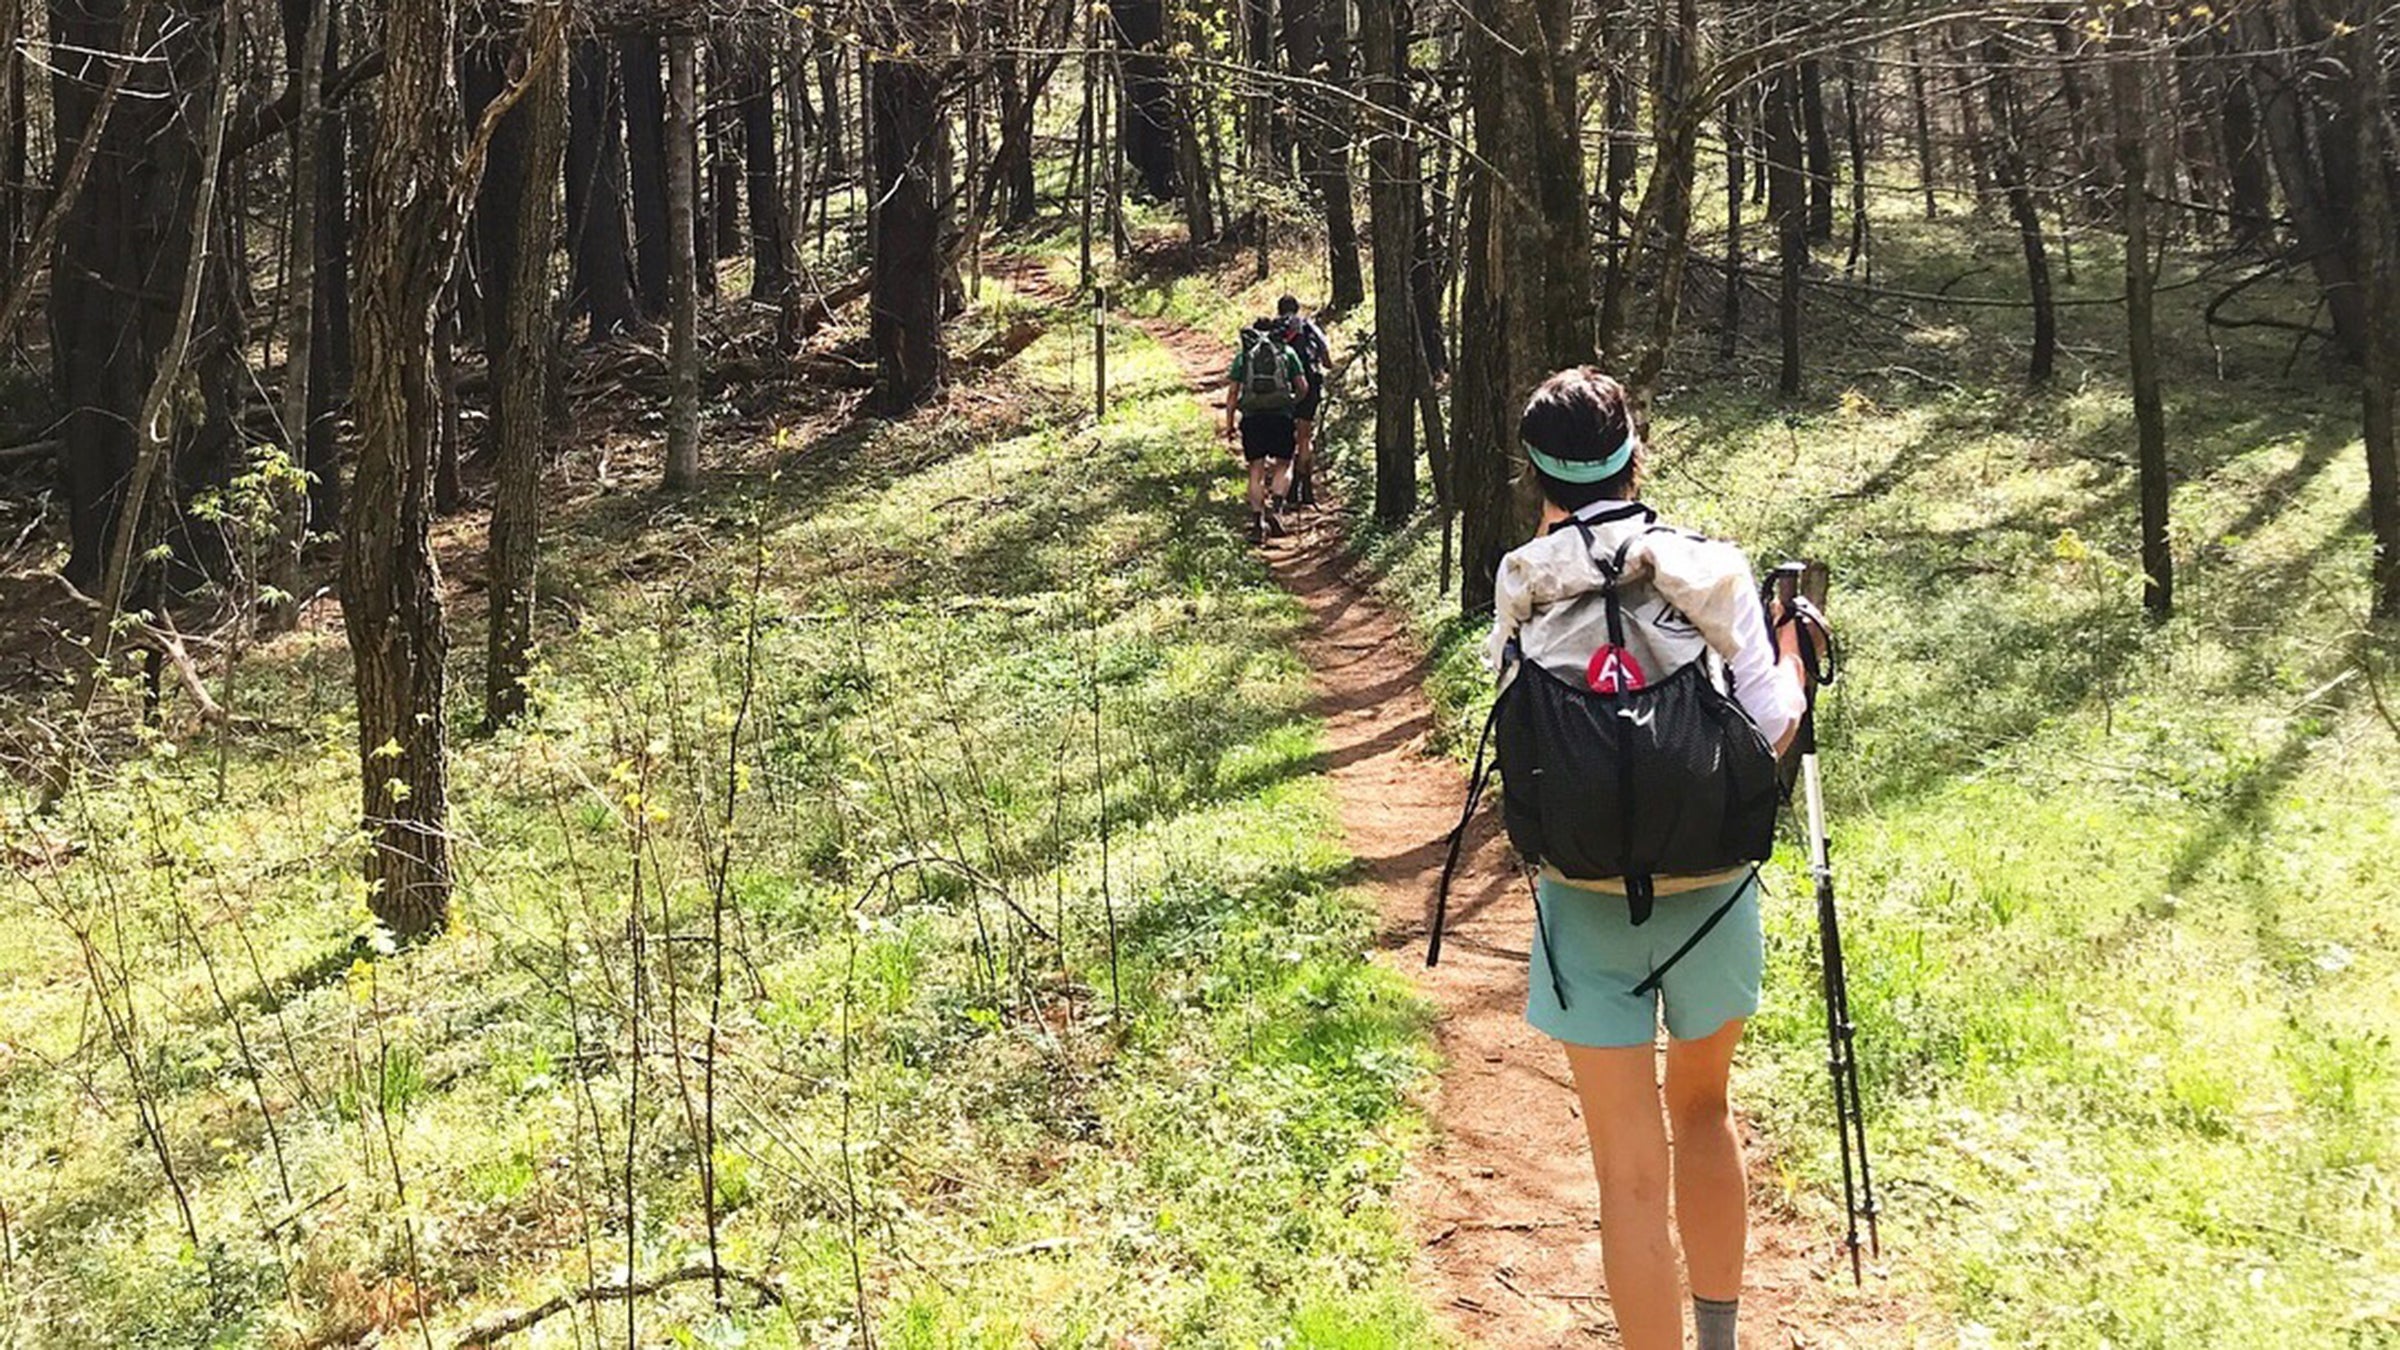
left=2243, top=3, right=2366, bottom=361
left=266, top=0, right=330, bottom=633
left=1910, top=43, right=1937, bottom=220
left=663, top=32, right=700, bottom=489
left=310, top=0, right=349, bottom=527
left=2218, top=30, right=2271, bottom=250
left=1243, top=0, right=1273, bottom=269
left=345, top=0, right=461, bottom=940
left=2111, top=23, right=2170, bottom=618
left=731, top=39, right=790, bottom=301
left=705, top=38, right=742, bottom=261
left=48, top=0, right=230, bottom=587
left=691, top=47, right=717, bottom=298
left=565, top=39, right=638, bottom=336
left=623, top=35, right=670, bottom=319
left=1171, top=45, right=1216, bottom=246
left=1948, top=28, right=1992, bottom=205
left=1721, top=85, right=1744, bottom=361
left=1318, top=0, right=1363, bottom=310
left=1280, top=0, right=1363, bottom=307
left=992, top=46, right=1039, bottom=225
left=1456, top=0, right=1589, bottom=614
left=1627, top=0, right=1700, bottom=402
left=1801, top=58, right=1833, bottom=240
left=80, top=0, right=235, bottom=654
left=1599, top=32, right=1636, bottom=307
left=1412, top=179, right=1448, bottom=379
left=1842, top=62, right=1868, bottom=277
left=1769, top=59, right=1805, bottom=397
left=486, top=10, right=565, bottom=726
left=2355, top=13, right=2400, bottom=619
left=815, top=43, right=844, bottom=174
left=2050, top=10, right=2107, bottom=222
left=434, top=285, right=463, bottom=513
left=870, top=3, right=945, bottom=412
left=2, top=0, right=21, bottom=276
left=1361, top=0, right=1416, bottom=525
left=1113, top=0, right=1179, bottom=200
left=1984, top=34, right=2056, bottom=383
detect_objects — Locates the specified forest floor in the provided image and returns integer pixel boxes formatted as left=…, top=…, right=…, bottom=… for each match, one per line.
left=1087, top=267, right=1924, bottom=1346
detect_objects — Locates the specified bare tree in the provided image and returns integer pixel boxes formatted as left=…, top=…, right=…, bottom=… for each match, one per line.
left=566, top=38, right=638, bottom=336
left=664, top=30, right=701, bottom=489
left=487, top=1, right=568, bottom=725
left=1361, top=0, right=1417, bottom=524
left=1455, top=0, right=1590, bottom=613
left=1983, top=30, right=2055, bottom=382
left=343, top=0, right=471, bottom=938
left=1769, top=57, right=1806, bottom=397
left=869, top=0, right=947, bottom=412
left=2111, top=14, right=2170, bottom=617
left=2356, top=11, right=2400, bottom=619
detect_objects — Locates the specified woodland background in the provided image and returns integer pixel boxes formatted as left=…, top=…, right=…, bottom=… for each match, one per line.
left=0, top=0, right=2395, bottom=1343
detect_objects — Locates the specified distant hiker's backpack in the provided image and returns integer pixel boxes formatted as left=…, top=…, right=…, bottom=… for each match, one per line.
left=1236, top=327, right=1300, bottom=414
left=1429, top=504, right=1781, bottom=983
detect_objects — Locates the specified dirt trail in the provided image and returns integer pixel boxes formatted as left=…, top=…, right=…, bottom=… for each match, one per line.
left=1119, top=304, right=1915, bottom=1347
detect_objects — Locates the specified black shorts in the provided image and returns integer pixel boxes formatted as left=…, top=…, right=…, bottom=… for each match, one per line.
left=1295, top=384, right=1323, bottom=422
left=1240, top=415, right=1297, bottom=462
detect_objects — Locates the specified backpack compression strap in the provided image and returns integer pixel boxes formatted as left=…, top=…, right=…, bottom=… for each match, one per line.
left=1593, top=543, right=1660, bottom=928
left=1627, top=866, right=1763, bottom=997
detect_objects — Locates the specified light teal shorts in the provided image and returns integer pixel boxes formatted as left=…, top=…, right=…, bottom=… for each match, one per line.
left=1526, top=872, right=1764, bottom=1049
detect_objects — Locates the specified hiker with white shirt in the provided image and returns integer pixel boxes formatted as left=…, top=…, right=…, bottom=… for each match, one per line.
left=1429, top=366, right=1823, bottom=1350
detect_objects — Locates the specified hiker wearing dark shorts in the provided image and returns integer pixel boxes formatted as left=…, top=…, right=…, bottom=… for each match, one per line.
left=1223, top=317, right=1309, bottom=543
left=1275, top=295, right=1333, bottom=507
left=1481, top=368, right=1822, bottom=1350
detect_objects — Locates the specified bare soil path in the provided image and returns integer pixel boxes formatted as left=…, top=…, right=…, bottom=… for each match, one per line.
left=1116, top=301, right=1921, bottom=1347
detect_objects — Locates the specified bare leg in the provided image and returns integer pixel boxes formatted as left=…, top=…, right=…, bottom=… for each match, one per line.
left=1247, top=456, right=1268, bottom=515
left=1665, top=1018, right=1749, bottom=1302
left=1293, top=419, right=1314, bottom=500
left=1565, top=1041, right=1682, bottom=1350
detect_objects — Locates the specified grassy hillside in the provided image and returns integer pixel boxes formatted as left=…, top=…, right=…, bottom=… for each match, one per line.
left=0, top=262, right=1435, bottom=1346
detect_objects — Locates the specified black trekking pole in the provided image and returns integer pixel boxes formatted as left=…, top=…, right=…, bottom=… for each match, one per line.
left=1769, top=562, right=1882, bottom=1285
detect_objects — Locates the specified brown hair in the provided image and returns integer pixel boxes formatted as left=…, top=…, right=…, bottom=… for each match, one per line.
left=1519, top=366, right=1641, bottom=510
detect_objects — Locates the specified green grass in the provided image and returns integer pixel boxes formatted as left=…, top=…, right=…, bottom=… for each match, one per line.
left=0, top=263, right=1435, bottom=1345
left=1290, top=198, right=2400, bottom=1347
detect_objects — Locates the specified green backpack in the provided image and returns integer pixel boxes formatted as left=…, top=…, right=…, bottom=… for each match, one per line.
left=1236, top=328, right=1300, bottom=414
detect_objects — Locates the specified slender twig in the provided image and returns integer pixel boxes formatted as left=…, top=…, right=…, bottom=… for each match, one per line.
left=453, top=1262, right=788, bottom=1346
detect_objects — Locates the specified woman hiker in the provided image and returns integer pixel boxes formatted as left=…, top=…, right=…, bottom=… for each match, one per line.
left=1485, top=366, right=1821, bottom=1350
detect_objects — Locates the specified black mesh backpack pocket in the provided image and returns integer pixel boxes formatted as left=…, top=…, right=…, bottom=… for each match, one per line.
left=1494, top=659, right=1778, bottom=898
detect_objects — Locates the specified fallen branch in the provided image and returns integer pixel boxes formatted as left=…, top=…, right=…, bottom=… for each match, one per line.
left=50, top=575, right=229, bottom=728
left=958, top=318, right=1043, bottom=373
left=454, top=1263, right=787, bottom=1346
left=789, top=274, right=874, bottom=344
left=926, top=1235, right=1075, bottom=1268
left=259, top=1181, right=346, bottom=1238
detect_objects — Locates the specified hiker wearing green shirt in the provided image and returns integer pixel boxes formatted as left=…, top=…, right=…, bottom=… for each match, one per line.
left=1223, top=316, right=1310, bottom=543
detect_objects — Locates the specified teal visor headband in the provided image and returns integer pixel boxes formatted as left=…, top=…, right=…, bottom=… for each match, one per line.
left=1523, top=430, right=1640, bottom=484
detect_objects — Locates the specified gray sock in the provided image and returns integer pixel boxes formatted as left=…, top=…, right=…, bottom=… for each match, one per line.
left=1694, top=1295, right=1739, bottom=1350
